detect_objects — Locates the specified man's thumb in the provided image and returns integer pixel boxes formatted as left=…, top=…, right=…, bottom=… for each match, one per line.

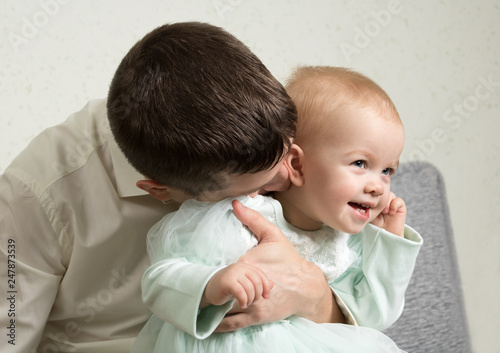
left=232, top=200, right=284, bottom=244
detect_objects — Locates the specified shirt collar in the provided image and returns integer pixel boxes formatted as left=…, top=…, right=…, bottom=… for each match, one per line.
left=107, top=135, right=148, bottom=198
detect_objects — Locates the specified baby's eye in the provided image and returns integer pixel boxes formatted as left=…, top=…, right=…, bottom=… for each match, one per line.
left=353, top=160, right=365, bottom=168
left=382, top=168, right=394, bottom=176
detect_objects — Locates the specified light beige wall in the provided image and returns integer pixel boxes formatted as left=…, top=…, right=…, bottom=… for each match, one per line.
left=1, top=1, right=498, bottom=351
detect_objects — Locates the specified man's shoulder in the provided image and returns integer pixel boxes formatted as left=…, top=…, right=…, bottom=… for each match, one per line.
left=4, top=99, right=111, bottom=194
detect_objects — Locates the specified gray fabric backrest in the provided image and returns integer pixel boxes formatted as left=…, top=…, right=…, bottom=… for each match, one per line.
left=384, top=161, right=472, bottom=352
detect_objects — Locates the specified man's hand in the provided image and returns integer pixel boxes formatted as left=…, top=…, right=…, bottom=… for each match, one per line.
left=215, top=200, right=345, bottom=332
left=370, top=192, right=406, bottom=236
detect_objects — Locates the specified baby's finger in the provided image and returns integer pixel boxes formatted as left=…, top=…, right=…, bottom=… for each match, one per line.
left=233, top=278, right=252, bottom=309
left=382, top=192, right=396, bottom=213
left=389, top=197, right=406, bottom=215
left=251, top=266, right=273, bottom=299
left=244, top=272, right=262, bottom=305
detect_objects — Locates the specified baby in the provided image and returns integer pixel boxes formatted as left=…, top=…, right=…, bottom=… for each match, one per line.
left=132, top=66, right=422, bottom=353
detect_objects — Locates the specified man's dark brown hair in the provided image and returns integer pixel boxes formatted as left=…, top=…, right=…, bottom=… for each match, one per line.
left=107, top=22, right=296, bottom=195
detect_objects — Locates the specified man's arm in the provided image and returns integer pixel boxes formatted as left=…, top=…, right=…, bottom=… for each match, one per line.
left=0, top=173, right=64, bottom=352
left=215, top=200, right=346, bottom=332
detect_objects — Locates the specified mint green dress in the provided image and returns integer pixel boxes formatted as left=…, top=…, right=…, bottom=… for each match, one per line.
left=132, top=195, right=422, bottom=353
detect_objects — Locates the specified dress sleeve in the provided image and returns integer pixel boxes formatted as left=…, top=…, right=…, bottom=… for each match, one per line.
left=0, top=173, right=66, bottom=353
left=330, top=224, right=423, bottom=331
left=141, top=199, right=251, bottom=339
left=141, top=258, right=233, bottom=339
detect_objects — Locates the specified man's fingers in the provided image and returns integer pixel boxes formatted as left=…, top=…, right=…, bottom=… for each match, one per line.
left=232, top=200, right=286, bottom=244
left=215, top=299, right=275, bottom=332
left=262, top=277, right=274, bottom=299
left=215, top=312, right=251, bottom=332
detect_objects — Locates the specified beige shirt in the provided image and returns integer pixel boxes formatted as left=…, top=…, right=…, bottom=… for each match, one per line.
left=0, top=99, right=179, bottom=352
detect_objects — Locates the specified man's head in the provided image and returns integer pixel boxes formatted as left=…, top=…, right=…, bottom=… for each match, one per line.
left=107, top=22, right=296, bottom=198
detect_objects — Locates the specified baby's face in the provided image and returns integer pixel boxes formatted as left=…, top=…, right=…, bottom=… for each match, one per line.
left=294, top=104, right=404, bottom=234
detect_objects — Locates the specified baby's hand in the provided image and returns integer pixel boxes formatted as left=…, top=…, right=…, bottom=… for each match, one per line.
left=203, top=262, right=273, bottom=309
left=370, top=192, right=406, bottom=237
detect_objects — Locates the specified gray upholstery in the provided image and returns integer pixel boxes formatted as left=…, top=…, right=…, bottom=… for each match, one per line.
left=384, top=162, right=472, bottom=352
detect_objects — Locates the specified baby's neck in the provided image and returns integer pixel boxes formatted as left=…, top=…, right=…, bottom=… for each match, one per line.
left=273, top=190, right=323, bottom=231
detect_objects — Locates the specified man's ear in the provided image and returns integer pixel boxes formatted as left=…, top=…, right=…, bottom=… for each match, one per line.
left=136, top=180, right=172, bottom=201
left=285, top=144, right=305, bottom=187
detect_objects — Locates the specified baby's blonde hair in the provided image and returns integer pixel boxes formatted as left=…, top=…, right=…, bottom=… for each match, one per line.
left=285, top=66, right=401, bottom=145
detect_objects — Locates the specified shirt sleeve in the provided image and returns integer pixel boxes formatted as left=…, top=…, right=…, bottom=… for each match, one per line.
left=330, top=224, right=423, bottom=331
left=0, top=172, right=67, bottom=352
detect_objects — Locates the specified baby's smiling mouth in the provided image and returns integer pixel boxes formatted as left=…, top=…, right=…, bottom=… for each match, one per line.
left=348, top=202, right=371, bottom=214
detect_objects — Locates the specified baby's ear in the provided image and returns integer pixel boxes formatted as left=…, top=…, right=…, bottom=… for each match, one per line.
left=136, top=180, right=172, bottom=201
left=285, top=144, right=305, bottom=187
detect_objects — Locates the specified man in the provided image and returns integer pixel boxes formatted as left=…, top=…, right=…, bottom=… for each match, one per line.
left=0, top=22, right=343, bottom=353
